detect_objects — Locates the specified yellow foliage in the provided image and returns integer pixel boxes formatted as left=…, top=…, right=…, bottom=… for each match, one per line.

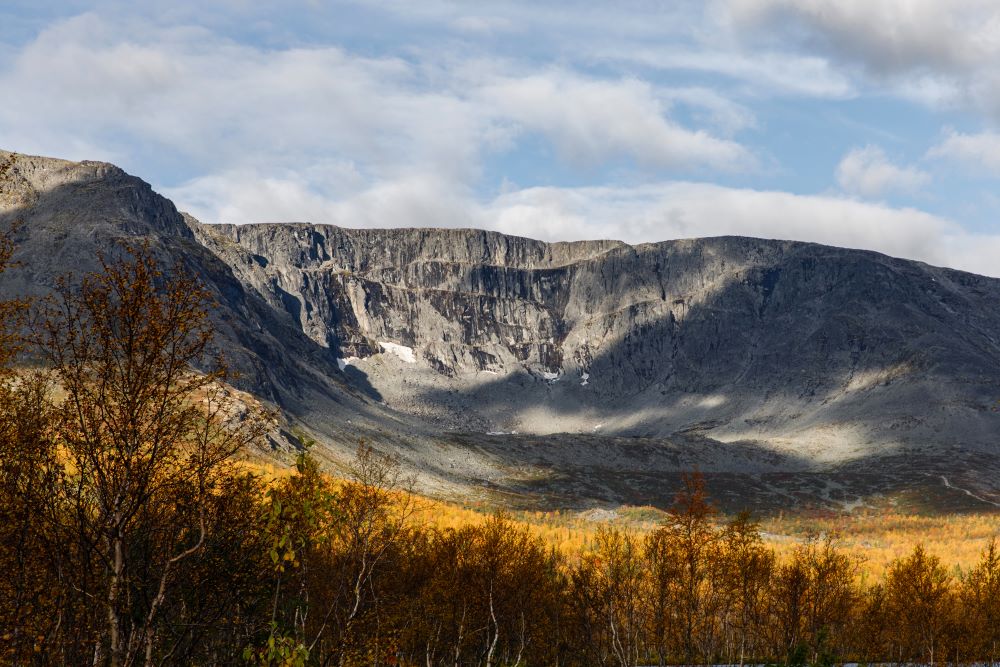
left=402, top=500, right=1000, bottom=578
left=238, top=457, right=999, bottom=578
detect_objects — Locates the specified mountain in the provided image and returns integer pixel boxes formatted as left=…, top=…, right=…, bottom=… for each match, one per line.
left=3, top=149, right=1000, bottom=513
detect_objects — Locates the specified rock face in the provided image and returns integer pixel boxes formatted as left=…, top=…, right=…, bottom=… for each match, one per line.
left=4, top=149, right=1000, bottom=512
left=198, top=221, right=1000, bottom=455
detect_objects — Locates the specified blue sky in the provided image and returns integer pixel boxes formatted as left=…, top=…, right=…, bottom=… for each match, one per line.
left=3, top=1, right=1000, bottom=275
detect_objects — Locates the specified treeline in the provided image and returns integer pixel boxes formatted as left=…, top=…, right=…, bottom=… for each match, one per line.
left=2, top=246, right=1000, bottom=666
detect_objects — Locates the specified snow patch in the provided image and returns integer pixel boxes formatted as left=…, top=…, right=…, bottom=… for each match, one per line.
left=337, top=357, right=360, bottom=371
left=542, top=370, right=560, bottom=381
left=378, top=341, right=416, bottom=363
left=581, top=371, right=590, bottom=386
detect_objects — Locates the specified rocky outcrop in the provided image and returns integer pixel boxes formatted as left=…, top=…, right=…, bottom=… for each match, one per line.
left=4, top=149, right=1000, bottom=512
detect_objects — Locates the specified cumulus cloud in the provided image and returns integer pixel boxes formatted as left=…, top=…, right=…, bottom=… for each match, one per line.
left=722, top=0, right=1000, bottom=116
left=926, top=129, right=1000, bottom=175
left=0, top=12, right=752, bottom=184
left=487, top=182, right=942, bottom=251
left=479, top=74, right=754, bottom=170
left=835, top=145, right=930, bottom=198
left=0, top=14, right=490, bottom=181
left=168, top=170, right=479, bottom=230
left=724, top=0, right=993, bottom=74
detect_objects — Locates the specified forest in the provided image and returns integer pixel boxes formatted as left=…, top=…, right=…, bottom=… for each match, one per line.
left=2, top=243, right=1000, bottom=667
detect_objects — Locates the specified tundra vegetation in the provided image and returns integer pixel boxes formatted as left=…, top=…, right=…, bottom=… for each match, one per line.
left=2, top=242, right=1000, bottom=666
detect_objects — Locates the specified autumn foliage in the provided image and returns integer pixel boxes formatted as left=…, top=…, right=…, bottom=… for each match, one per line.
left=2, top=243, right=1000, bottom=665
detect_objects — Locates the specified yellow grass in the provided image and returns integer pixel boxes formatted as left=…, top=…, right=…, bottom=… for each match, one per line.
left=414, top=500, right=1000, bottom=579
left=759, top=510, right=1000, bottom=579
left=240, top=456, right=1000, bottom=579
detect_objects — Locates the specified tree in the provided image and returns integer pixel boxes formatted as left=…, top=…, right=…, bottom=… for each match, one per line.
left=318, top=444, right=415, bottom=663
left=962, top=538, right=1000, bottom=662
left=770, top=544, right=810, bottom=662
left=41, top=244, right=268, bottom=666
left=853, top=582, right=890, bottom=663
left=254, top=446, right=336, bottom=666
left=256, top=442, right=419, bottom=665
left=435, top=514, right=563, bottom=667
left=801, top=535, right=859, bottom=663
left=579, top=526, right=646, bottom=667
left=717, top=511, right=774, bottom=666
left=643, top=523, right=680, bottom=666
left=885, top=545, right=954, bottom=666
left=656, top=472, right=719, bottom=663
left=0, top=221, right=65, bottom=663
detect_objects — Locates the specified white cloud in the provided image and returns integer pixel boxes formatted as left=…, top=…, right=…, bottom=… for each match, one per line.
left=484, top=181, right=1000, bottom=276
left=724, top=0, right=998, bottom=74
left=487, top=183, right=943, bottom=253
left=167, top=170, right=480, bottom=230
left=722, top=0, right=1000, bottom=117
left=0, top=14, right=482, bottom=178
left=0, top=12, right=752, bottom=186
left=379, top=0, right=1000, bottom=122
left=479, top=73, right=753, bottom=171
left=927, top=129, right=1000, bottom=175
left=359, top=1, right=859, bottom=99
left=658, top=87, right=757, bottom=135
left=607, top=48, right=856, bottom=99
left=835, top=145, right=930, bottom=198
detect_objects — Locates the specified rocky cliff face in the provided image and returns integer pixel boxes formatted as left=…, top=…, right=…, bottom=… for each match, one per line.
left=196, top=220, right=1000, bottom=451
left=4, top=149, right=1000, bottom=512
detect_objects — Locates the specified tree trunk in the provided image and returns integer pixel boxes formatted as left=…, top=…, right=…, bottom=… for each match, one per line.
left=108, top=530, right=124, bottom=667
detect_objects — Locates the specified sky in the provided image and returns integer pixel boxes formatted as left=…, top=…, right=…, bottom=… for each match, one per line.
left=2, top=1, right=1000, bottom=276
